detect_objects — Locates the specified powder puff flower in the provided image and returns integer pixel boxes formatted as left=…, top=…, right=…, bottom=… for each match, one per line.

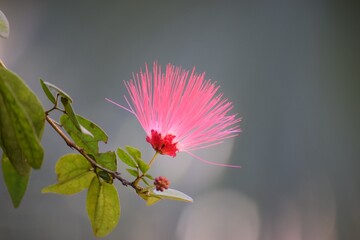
left=106, top=63, right=242, bottom=168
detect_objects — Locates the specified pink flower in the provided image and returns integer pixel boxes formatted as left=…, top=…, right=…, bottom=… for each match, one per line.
left=106, top=62, right=242, bottom=168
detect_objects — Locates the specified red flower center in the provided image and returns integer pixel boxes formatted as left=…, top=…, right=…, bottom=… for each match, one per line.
left=146, top=130, right=178, bottom=157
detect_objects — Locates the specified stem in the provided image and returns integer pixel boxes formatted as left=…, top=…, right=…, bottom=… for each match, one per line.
left=148, top=152, right=159, bottom=168
left=132, top=152, right=159, bottom=188
left=45, top=114, right=141, bottom=191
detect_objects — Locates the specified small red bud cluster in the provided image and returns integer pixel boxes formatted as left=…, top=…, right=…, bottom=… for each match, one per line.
left=154, top=176, right=170, bottom=192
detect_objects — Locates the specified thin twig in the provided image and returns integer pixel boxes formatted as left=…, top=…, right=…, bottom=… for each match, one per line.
left=45, top=114, right=141, bottom=191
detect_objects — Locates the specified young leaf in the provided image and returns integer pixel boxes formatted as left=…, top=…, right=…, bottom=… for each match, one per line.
left=60, top=115, right=98, bottom=154
left=87, top=178, right=120, bottom=237
left=77, top=115, right=108, bottom=143
left=125, top=146, right=149, bottom=173
left=145, top=196, right=162, bottom=206
left=61, top=97, right=82, bottom=131
left=0, top=10, right=9, bottom=39
left=136, top=159, right=149, bottom=174
left=41, top=154, right=95, bottom=194
left=40, top=79, right=56, bottom=104
left=138, top=160, right=150, bottom=173
left=141, top=177, right=150, bottom=186
left=125, top=145, right=141, bottom=161
left=144, top=174, right=154, bottom=180
left=60, top=114, right=108, bottom=155
left=41, top=80, right=73, bottom=102
left=2, top=155, right=30, bottom=207
left=117, top=148, right=137, bottom=168
left=96, top=151, right=117, bottom=172
left=0, top=67, right=45, bottom=171
left=126, top=168, right=138, bottom=177
left=137, top=191, right=161, bottom=206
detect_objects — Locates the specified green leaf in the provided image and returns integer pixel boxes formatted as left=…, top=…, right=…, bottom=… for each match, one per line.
left=41, top=80, right=72, bottom=102
left=144, top=174, right=154, bottom=180
left=42, top=171, right=96, bottom=195
left=141, top=177, right=150, bottom=186
left=40, top=79, right=55, bottom=104
left=136, top=159, right=149, bottom=174
left=0, top=67, right=45, bottom=172
left=87, top=178, right=120, bottom=237
left=126, top=168, right=138, bottom=177
left=145, top=196, right=162, bottom=206
left=77, top=115, right=108, bottom=143
left=124, top=146, right=149, bottom=173
left=96, top=151, right=116, bottom=172
left=55, top=154, right=91, bottom=181
left=137, top=190, right=161, bottom=206
left=151, top=188, right=193, bottom=203
left=2, top=154, right=29, bottom=207
left=97, top=170, right=112, bottom=183
left=61, top=113, right=97, bottom=153
left=117, top=148, right=137, bottom=168
left=125, top=146, right=141, bottom=161
left=0, top=10, right=9, bottom=39
left=61, top=97, right=81, bottom=131
left=41, top=154, right=95, bottom=194
left=1, top=69, right=45, bottom=137
left=0, top=94, right=31, bottom=174
left=60, top=114, right=108, bottom=155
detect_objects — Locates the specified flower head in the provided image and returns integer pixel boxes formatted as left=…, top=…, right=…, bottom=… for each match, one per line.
left=107, top=62, right=242, bottom=167
left=154, top=176, right=170, bottom=192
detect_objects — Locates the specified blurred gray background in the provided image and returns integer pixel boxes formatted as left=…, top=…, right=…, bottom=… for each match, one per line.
left=1, top=1, right=359, bottom=239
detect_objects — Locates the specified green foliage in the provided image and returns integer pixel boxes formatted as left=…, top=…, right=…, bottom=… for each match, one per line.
left=140, top=194, right=161, bottom=206
left=126, top=168, right=138, bottom=177
left=125, top=145, right=141, bottom=161
left=0, top=10, right=9, bottom=39
left=118, top=146, right=149, bottom=175
left=87, top=177, right=120, bottom=237
left=0, top=10, right=195, bottom=236
left=141, top=177, right=150, bottom=186
left=2, top=155, right=29, bottom=208
left=40, top=80, right=73, bottom=103
left=144, top=174, right=154, bottom=180
left=60, top=114, right=108, bottom=155
left=96, top=151, right=117, bottom=172
left=42, top=154, right=96, bottom=194
left=76, top=115, right=107, bottom=141
left=61, top=97, right=82, bottom=131
left=124, top=146, right=149, bottom=174
left=40, top=79, right=56, bottom=104
left=40, top=78, right=195, bottom=236
left=118, top=146, right=152, bottom=187
left=40, top=83, right=123, bottom=237
left=0, top=66, right=45, bottom=207
left=0, top=67, right=45, bottom=171
left=136, top=158, right=149, bottom=174
left=117, top=148, right=137, bottom=168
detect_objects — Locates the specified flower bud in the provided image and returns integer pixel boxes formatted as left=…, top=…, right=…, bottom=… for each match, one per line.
left=154, top=176, right=170, bottom=192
